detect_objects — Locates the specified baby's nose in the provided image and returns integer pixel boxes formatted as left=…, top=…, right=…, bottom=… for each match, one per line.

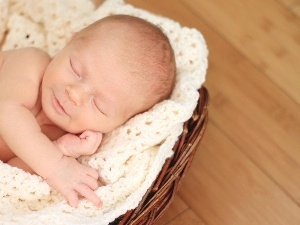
left=66, top=85, right=87, bottom=107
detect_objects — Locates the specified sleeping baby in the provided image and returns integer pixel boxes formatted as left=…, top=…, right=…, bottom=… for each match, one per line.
left=0, top=14, right=175, bottom=208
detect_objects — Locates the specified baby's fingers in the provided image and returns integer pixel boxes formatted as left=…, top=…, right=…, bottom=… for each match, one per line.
left=85, top=166, right=99, bottom=180
left=83, top=173, right=99, bottom=190
left=62, top=189, right=79, bottom=208
left=80, top=131, right=103, bottom=147
left=75, top=183, right=102, bottom=208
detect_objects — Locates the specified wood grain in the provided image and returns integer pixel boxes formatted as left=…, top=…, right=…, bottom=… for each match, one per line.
left=180, top=0, right=300, bottom=104
left=159, top=209, right=206, bottom=225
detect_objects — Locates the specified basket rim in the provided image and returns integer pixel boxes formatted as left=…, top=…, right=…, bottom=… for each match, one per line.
left=112, top=86, right=209, bottom=225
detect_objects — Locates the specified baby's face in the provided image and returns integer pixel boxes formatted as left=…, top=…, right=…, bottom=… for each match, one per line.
left=41, top=35, right=147, bottom=134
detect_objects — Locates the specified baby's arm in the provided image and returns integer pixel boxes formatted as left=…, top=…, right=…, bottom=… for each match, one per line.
left=54, top=131, right=103, bottom=158
left=0, top=48, right=101, bottom=207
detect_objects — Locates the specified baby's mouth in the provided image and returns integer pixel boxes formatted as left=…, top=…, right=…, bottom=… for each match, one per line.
left=53, top=93, right=68, bottom=116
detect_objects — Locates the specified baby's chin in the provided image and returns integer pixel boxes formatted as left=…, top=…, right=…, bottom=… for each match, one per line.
left=60, top=124, right=106, bottom=135
left=53, top=121, right=85, bottom=134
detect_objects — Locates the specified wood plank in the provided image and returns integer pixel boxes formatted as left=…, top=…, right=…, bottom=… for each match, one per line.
left=277, top=0, right=300, bottom=6
left=179, top=123, right=300, bottom=225
left=156, top=195, right=189, bottom=225
left=180, top=0, right=300, bottom=104
left=162, top=209, right=206, bottom=225
left=203, top=22, right=300, bottom=202
left=291, top=3, right=300, bottom=17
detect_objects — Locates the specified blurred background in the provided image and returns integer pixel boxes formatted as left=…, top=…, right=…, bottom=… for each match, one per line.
left=95, top=0, right=300, bottom=224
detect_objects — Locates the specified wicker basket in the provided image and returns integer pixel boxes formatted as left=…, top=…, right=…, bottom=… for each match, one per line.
left=110, top=86, right=209, bottom=225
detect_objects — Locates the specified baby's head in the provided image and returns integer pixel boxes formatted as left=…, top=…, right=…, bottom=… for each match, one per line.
left=42, top=15, right=176, bottom=134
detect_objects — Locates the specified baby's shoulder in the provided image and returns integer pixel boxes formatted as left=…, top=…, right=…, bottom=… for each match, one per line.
left=0, top=47, right=51, bottom=83
left=1, top=47, right=50, bottom=67
left=0, top=48, right=51, bottom=108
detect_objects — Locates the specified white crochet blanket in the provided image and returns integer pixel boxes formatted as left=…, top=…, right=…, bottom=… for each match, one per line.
left=0, top=0, right=208, bottom=224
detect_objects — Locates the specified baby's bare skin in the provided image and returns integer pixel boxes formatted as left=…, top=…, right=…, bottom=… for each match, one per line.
left=0, top=15, right=176, bottom=209
left=0, top=48, right=102, bottom=207
left=7, top=131, right=102, bottom=172
left=54, top=130, right=102, bottom=158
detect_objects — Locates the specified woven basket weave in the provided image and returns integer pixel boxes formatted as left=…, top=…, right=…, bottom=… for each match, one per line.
left=111, top=86, right=209, bottom=225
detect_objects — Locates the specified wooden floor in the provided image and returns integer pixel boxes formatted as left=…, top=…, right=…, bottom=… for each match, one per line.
left=125, top=1, right=300, bottom=224
left=95, top=0, right=300, bottom=224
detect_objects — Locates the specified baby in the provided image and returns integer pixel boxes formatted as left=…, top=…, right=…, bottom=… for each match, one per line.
left=0, top=15, right=176, bottom=207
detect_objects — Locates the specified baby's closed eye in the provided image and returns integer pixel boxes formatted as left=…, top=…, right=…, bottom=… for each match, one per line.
left=91, top=97, right=107, bottom=116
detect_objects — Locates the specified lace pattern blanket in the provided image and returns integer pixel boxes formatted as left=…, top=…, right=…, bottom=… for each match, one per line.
left=0, top=0, right=208, bottom=224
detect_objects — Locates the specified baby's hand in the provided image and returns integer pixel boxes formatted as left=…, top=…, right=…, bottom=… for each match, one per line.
left=54, top=131, right=103, bottom=158
left=44, top=155, right=102, bottom=208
